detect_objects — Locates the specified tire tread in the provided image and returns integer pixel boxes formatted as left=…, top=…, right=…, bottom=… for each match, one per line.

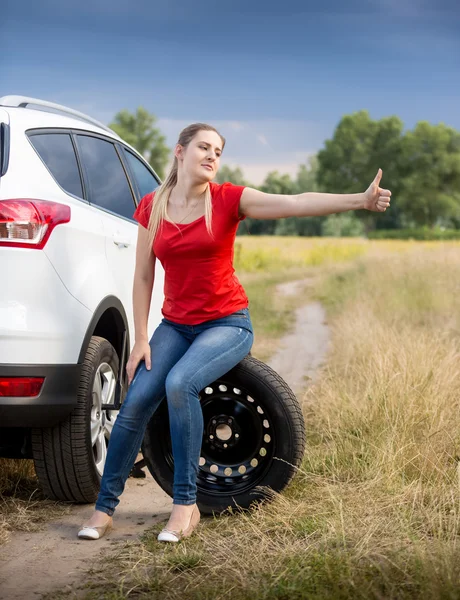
left=32, top=337, right=119, bottom=503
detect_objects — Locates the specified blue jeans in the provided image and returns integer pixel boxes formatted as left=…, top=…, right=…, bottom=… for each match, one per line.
left=95, top=307, right=254, bottom=515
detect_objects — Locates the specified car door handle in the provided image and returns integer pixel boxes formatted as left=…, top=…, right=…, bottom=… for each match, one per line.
left=113, top=239, right=131, bottom=248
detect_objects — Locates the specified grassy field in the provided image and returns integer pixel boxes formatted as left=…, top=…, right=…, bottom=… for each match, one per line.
left=3, top=237, right=460, bottom=599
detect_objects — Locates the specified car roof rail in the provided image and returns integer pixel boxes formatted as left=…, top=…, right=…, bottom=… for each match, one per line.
left=0, top=95, right=119, bottom=138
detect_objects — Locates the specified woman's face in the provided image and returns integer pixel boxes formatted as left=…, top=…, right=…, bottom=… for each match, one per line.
left=177, top=130, right=223, bottom=182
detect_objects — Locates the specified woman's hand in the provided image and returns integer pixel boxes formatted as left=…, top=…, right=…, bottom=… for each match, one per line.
left=126, top=339, right=151, bottom=385
left=364, top=169, right=392, bottom=212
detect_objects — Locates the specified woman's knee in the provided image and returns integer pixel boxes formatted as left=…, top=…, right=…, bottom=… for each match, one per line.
left=165, top=370, right=196, bottom=409
left=119, top=390, right=149, bottom=421
left=120, top=368, right=159, bottom=419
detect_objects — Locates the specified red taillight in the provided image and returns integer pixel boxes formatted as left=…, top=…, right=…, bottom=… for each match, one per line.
left=0, top=199, right=71, bottom=249
left=0, top=377, right=45, bottom=397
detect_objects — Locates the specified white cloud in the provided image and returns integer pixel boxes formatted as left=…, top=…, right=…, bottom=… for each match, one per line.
left=155, top=117, right=326, bottom=154
left=257, top=134, right=269, bottom=147
left=229, top=121, right=244, bottom=132
left=222, top=151, right=317, bottom=185
left=63, top=111, right=326, bottom=185
left=370, top=0, right=425, bottom=18
left=153, top=118, right=326, bottom=184
left=70, top=102, right=115, bottom=125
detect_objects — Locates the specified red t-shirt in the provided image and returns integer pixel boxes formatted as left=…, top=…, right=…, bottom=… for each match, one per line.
left=132, top=181, right=249, bottom=325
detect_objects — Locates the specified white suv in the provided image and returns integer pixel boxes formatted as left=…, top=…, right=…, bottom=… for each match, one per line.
left=0, top=96, right=305, bottom=515
left=0, top=96, right=164, bottom=501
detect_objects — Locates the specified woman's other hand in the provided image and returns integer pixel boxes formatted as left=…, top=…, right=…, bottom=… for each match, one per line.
left=126, top=340, right=152, bottom=385
left=364, top=169, right=392, bottom=212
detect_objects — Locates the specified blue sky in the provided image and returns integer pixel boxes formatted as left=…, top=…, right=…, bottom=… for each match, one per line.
left=2, top=0, right=459, bottom=183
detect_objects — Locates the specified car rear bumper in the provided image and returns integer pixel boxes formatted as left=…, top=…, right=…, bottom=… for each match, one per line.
left=0, top=363, right=81, bottom=426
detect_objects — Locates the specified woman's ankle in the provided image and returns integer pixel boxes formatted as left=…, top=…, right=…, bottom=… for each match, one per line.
left=86, top=509, right=112, bottom=525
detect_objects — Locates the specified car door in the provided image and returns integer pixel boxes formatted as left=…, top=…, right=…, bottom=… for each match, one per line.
left=119, top=145, right=164, bottom=333
left=75, top=133, right=140, bottom=349
left=76, top=133, right=164, bottom=349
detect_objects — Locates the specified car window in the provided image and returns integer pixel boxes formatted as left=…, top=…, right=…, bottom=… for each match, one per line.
left=123, top=149, right=159, bottom=199
left=77, top=135, right=135, bottom=220
left=28, top=133, right=83, bottom=197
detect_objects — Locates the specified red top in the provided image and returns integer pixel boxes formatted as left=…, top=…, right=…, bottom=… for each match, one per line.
left=132, top=181, right=249, bottom=325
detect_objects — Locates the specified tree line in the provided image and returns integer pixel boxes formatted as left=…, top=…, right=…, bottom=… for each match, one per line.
left=110, top=108, right=460, bottom=237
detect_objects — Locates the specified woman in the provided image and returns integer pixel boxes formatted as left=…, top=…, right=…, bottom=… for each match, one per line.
left=78, top=123, right=391, bottom=543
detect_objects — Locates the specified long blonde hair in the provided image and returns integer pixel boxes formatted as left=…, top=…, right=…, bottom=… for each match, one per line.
left=146, top=123, right=226, bottom=250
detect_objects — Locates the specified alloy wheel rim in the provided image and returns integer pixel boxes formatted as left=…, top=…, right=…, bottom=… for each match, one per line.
left=91, top=362, right=118, bottom=476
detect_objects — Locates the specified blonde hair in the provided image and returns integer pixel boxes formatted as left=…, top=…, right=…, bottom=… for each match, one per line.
left=146, top=123, right=226, bottom=250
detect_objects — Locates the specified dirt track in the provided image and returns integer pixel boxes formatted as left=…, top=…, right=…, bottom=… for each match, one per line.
left=0, top=279, right=330, bottom=600
left=269, top=278, right=330, bottom=396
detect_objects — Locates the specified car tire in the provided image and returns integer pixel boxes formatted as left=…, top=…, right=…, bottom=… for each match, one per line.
left=31, top=336, right=119, bottom=502
left=141, top=355, right=306, bottom=515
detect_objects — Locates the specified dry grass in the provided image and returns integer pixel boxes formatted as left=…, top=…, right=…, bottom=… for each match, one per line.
left=42, top=241, right=460, bottom=599
left=6, top=238, right=460, bottom=599
left=0, top=458, right=70, bottom=545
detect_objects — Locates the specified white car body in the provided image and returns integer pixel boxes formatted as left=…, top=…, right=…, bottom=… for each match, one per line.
left=0, top=97, right=164, bottom=496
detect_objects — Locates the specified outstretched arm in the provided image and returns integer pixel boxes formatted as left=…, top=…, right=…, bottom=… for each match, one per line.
left=239, top=169, right=391, bottom=219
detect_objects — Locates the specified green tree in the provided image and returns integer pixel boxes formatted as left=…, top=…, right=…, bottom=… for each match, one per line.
left=321, top=213, right=365, bottom=237
left=215, top=165, right=249, bottom=186
left=275, top=156, right=323, bottom=236
left=317, top=110, right=405, bottom=230
left=215, top=165, right=256, bottom=236
left=245, top=171, right=296, bottom=235
left=397, top=122, right=460, bottom=227
left=261, top=171, right=296, bottom=195
left=294, top=155, right=319, bottom=194
left=109, top=107, right=170, bottom=178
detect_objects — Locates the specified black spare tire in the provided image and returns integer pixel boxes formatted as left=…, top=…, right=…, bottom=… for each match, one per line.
left=141, top=355, right=306, bottom=515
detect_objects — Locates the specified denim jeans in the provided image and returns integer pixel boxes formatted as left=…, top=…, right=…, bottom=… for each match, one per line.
left=95, top=307, right=254, bottom=515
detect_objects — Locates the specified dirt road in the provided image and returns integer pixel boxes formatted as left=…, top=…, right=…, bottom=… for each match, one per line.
left=0, top=278, right=330, bottom=600
left=0, top=461, right=172, bottom=600
left=268, top=278, right=330, bottom=396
